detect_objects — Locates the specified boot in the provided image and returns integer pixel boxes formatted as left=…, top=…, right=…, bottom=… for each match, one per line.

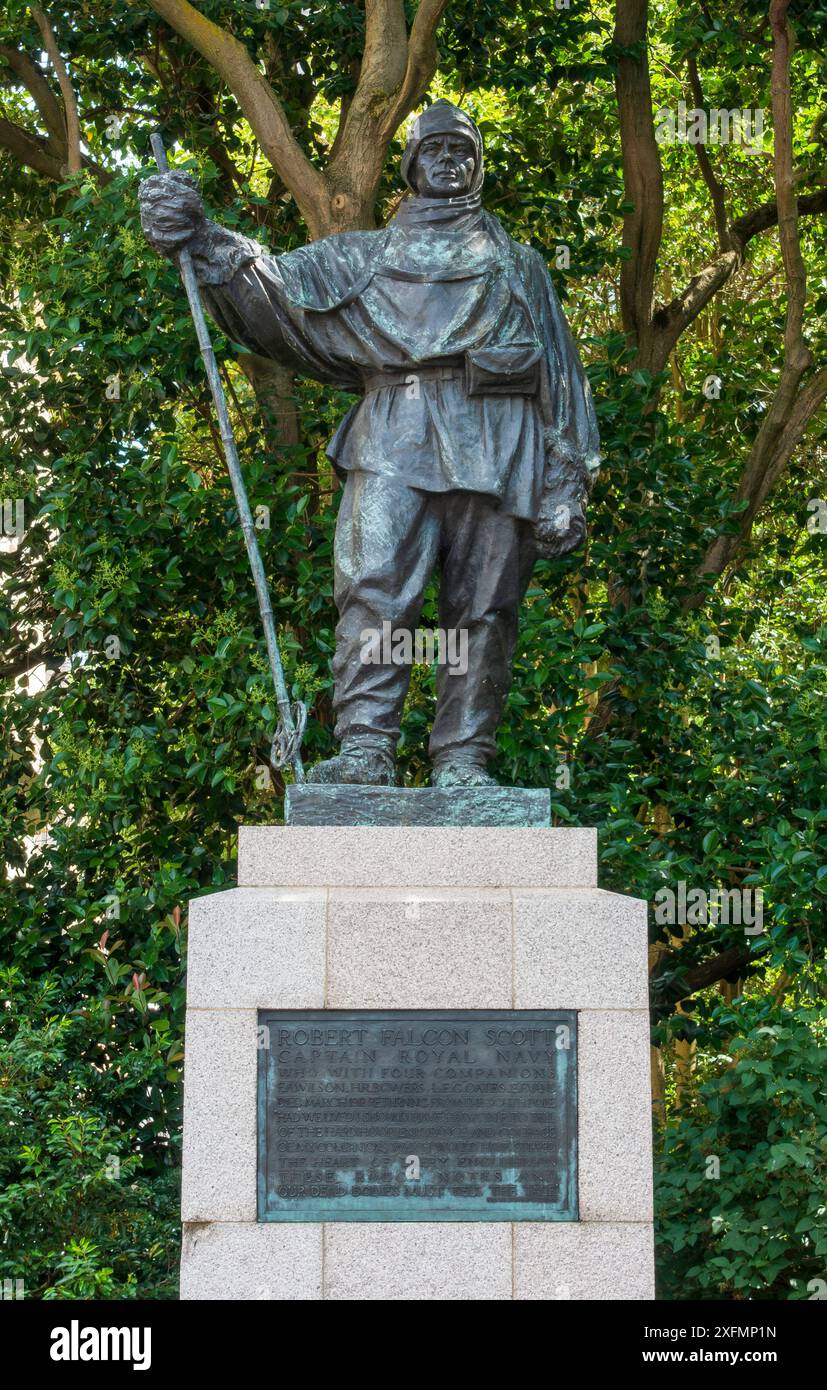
left=307, top=737, right=397, bottom=786
left=431, top=754, right=499, bottom=789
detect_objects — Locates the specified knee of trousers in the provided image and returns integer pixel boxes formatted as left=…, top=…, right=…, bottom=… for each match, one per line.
left=335, top=589, right=428, bottom=638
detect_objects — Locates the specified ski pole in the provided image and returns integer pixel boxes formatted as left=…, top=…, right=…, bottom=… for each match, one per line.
left=149, top=131, right=306, bottom=782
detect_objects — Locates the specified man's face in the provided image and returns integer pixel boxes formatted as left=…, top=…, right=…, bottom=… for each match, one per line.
left=413, top=133, right=476, bottom=198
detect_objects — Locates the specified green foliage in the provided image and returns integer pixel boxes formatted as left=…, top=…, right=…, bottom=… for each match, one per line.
left=0, top=968, right=180, bottom=1299
left=0, top=0, right=825, bottom=1299
left=656, top=1002, right=827, bottom=1300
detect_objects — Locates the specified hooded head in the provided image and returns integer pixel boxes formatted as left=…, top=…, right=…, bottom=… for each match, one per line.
left=400, top=100, right=484, bottom=199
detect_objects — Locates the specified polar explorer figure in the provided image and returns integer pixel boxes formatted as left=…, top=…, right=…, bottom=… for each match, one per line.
left=140, top=101, right=600, bottom=789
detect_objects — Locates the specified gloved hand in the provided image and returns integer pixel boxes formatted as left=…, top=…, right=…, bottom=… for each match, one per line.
left=533, top=446, right=590, bottom=560
left=533, top=497, right=587, bottom=560
left=139, top=170, right=206, bottom=258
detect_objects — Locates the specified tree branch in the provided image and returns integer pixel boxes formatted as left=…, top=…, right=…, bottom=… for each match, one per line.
left=733, top=184, right=827, bottom=242
left=589, top=1, right=827, bottom=733
left=325, top=0, right=450, bottom=228
left=0, top=641, right=52, bottom=684
left=652, top=943, right=771, bottom=1012
left=0, top=43, right=66, bottom=147
left=381, top=0, right=450, bottom=136
left=31, top=6, right=81, bottom=174
left=649, top=188, right=827, bottom=374
left=687, top=54, right=730, bottom=250
left=363, top=0, right=409, bottom=98
left=689, top=0, right=820, bottom=587
left=0, top=115, right=66, bottom=178
left=146, top=0, right=329, bottom=235
left=613, top=0, right=664, bottom=360
left=696, top=363, right=827, bottom=584
left=770, top=0, right=808, bottom=369
left=145, top=1, right=450, bottom=233
left=617, top=0, right=825, bottom=378
left=237, top=353, right=299, bottom=447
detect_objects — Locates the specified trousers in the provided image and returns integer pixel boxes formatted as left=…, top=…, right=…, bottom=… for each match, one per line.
left=331, top=470, right=537, bottom=764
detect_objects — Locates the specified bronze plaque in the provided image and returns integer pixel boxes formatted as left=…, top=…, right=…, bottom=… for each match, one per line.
left=257, top=1009, right=577, bottom=1222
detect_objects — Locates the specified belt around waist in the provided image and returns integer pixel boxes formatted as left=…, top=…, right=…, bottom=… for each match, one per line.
left=362, top=365, right=463, bottom=394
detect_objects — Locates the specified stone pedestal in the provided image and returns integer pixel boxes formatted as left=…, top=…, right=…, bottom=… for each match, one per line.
left=179, top=825, right=654, bottom=1300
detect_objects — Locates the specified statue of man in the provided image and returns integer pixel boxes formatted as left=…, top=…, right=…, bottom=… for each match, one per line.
left=140, top=101, right=599, bottom=789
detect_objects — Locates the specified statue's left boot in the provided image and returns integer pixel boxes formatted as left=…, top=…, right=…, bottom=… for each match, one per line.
left=431, top=754, right=499, bottom=789
left=307, top=735, right=397, bottom=786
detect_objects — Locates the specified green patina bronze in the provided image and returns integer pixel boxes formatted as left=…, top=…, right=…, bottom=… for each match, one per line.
left=140, top=100, right=599, bottom=793
left=285, top=784, right=552, bottom=827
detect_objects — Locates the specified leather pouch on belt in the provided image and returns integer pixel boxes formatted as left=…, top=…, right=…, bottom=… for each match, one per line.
left=464, top=344, right=542, bottom=396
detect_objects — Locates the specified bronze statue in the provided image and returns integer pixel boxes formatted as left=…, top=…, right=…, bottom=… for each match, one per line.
left=140, top=101, right=599, bottom=789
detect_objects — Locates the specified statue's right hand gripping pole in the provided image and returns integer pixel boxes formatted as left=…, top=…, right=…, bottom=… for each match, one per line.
left=149, top=132, right=306, bottom=783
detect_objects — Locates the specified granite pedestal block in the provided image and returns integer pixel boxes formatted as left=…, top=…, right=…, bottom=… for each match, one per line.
left=180, top=824, right=654, bottom=1300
